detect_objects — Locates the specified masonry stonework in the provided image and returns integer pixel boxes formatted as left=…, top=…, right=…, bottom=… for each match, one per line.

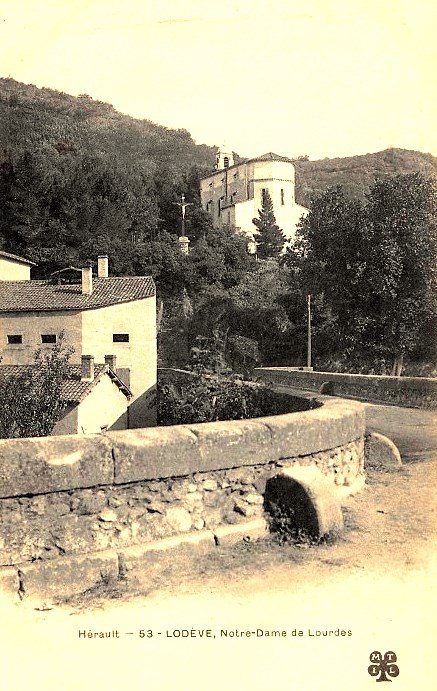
left=0, top=438, right=363, bottom=566
left=0, top=395, right=365, bottom=570
left=255, top=367, right=437, bottom=408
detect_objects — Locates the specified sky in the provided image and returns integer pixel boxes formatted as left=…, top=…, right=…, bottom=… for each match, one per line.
left=0, top=0, right=436, bottom=160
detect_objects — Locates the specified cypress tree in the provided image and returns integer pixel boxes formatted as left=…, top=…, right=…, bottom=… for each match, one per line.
left=252, top=190, right=286, bottom=258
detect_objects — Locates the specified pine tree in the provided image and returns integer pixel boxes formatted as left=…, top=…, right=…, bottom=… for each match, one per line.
left=252, top=190, right=286, bottom=258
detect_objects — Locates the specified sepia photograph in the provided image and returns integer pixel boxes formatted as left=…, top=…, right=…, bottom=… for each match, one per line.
left=0, top=1, right=436, bottom=689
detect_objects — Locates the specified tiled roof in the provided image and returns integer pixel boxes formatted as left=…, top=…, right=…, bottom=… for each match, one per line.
left=0, top=250, right=36, bottom=266
left=0, top=364, right=131, bottom=403
left=0, top=276, right=155, bottom=312
left=200, top=152, right=295, bottom=179
left=248, top=152, right=295, bottom=164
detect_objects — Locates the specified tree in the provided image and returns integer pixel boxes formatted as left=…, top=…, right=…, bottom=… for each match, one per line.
left=284, top=186, right=368, bottom=361
left=286, top=175, right=437, bottom=373
left=0, top=335, right=73, bottom=438
left=252, top=190, right=286, bottom=258
left=362, top=173, right=437, bottom=374
left=188, top=261, right=293, bottom=367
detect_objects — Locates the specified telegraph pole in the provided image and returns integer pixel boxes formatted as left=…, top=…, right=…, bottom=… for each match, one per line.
left=307, top=294, right=312, bottom=368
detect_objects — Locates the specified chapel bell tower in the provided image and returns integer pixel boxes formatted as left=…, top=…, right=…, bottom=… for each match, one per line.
left=215, top=145, right=234, bottom=170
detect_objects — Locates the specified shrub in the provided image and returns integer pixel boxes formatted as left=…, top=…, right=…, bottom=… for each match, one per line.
left=157, top=374, right=316, bottom=426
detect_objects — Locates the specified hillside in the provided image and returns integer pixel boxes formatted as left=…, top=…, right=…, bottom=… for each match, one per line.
left=294, top=148, right=437, bottom=206
left=0, top=77, right=216, bottom=178
left=1, top=77, right=436, bottom=208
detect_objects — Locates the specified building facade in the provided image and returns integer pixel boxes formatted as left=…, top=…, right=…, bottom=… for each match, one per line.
left=0, top=256, right=157, bottom=428
left=0, top=250, right=35, bottom=281
left=199, top=150, right=308, bottom=248
left=0, top=358, right=132, bottom=435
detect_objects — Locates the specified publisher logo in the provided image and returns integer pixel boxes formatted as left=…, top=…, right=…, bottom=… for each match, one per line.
left=368, top=651, right=399, bottom=682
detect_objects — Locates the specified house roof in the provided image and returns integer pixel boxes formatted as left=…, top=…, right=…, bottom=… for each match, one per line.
left=0, top=275, right=155, bottom=312
left=0, top=364, right=132, bottom=403
left=0, top=250, right=36, bottom=266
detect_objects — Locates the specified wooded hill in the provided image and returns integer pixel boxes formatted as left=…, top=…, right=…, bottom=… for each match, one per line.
left=294, top=148, right=437, bottom=207
left=0, top=77, right=216, bottom=178
left=0, top=78, right=435, bottom=375
left=1, top=77, right=436, bottom=205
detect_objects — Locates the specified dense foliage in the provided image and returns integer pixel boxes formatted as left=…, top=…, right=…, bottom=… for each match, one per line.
left=294, top=148, right=437, bottom=207
left=0, top=336, right=73, bottom=438
left=157, top=375, right=313, bottom=426
left=1, top=78, right=436, bottom=377
left=286, top=173, right=437, bottom=374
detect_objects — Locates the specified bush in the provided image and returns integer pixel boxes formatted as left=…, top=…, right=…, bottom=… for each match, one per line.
left=157, top=374, right=316, bottom=426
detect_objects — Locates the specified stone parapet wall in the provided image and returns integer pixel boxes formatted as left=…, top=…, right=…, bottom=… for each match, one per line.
left=255, top=367, right=437, bottom=408
left=0, top=398, right=365, bottom=568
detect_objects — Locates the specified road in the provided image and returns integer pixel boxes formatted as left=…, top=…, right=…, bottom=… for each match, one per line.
left=363, top=402, right=437, bottom=462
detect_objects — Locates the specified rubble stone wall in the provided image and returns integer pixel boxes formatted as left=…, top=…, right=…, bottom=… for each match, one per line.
left=0, top=398, right=365, bottom=567
left=255, top=367, right=437, bottom=408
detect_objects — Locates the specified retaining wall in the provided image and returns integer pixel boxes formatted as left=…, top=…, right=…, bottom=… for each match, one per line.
left=0, top=397, right=365, bottom=574
left=255, top=367, right=437, bottom=408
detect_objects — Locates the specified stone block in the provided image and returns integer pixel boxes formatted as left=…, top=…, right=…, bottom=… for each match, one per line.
left=0, top=566, right=20, bottom=599
left=187, top=419, right=273, bottom=472
left=213, top=519, right=268, bottom=545
left=1, top=551, right=119, bottom=603
left=120, top=531, right=215, bottom=571
left=265, top=466, right=344, bottom=539
left=202, top=507, right=224, bottom=529
left=0, top=434, right=114, bottom=498
left=165, top=506, right=192, bottom=532
left=364, top=432, right=402, bottom=468
left=108, top=426, right=202, bottom=484
left=258, top=401, right=365, bottom=461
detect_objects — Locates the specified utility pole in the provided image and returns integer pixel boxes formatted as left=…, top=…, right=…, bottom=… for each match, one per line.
left=307, top=294, right=312, bottom=368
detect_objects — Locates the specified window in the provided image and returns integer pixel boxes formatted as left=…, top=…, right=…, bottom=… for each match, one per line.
left=113, top=333, right=129, bottom=343
left=223, top=156, right=229, bottom=168
left=7, top=335, right=22, bottom=344
left=281, top=189, right=285, bottom=205
left=41, top=334, right=56, bottom=344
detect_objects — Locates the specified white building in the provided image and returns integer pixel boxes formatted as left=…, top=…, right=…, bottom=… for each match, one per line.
left=0, top=256, right=157, bottom=428
left=200, top=148, right=308, bottom=248
left=0, top=250, right=35, bottom=281
left=0, top=359, right=132, bottom=435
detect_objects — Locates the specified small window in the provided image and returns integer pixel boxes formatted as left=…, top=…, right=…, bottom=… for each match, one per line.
left=113, top=333, right=129, bottom=343
left=7, top=335, right=22, bottom=344
left=41, top=334, right=57, bottom=344
left=223, top=156, right=229, bottom=168
left=281, top=189, right=285, bottom=205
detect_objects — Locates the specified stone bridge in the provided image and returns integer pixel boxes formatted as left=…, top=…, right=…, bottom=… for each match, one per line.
left=0, top=378, right=367, bottom=601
